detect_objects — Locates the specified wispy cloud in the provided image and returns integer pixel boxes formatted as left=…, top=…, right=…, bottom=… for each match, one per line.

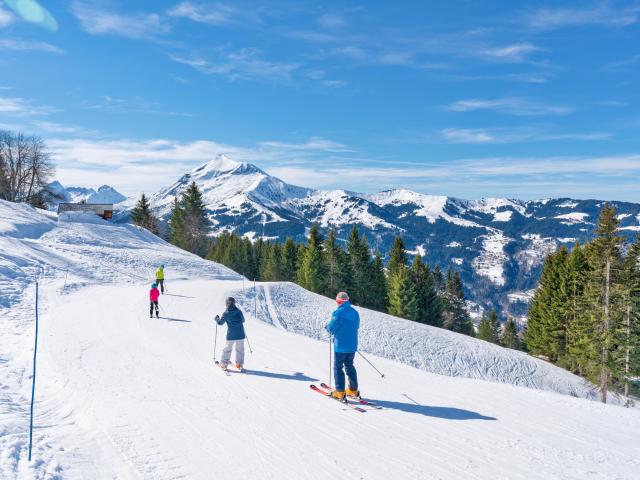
left=441, top=127, right=611, bottom=144
left=478, top=42, right=540, bottom=63
left=525, top=4, right=640, bottom=30
left=0, top=97, right=57, bottom=116
left=0, top=38, right=65, bottom=54
left=83, top=96, right=193, bottom=117
left=71, top=1, right=170, bottom=39
left=0, top=5, right=13, bottom=27
left=167, top=2, right=258, bottom=26
left=444, top=97, right=573, bottom=116
left=258, top=137, right=353, bottom=152
left=317, top=13, right=347, bottom=29
left=169, top=49, right=300, bottom=83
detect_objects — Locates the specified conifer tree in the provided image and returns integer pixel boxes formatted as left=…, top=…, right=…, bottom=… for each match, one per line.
left=477, top=309, right=501, bottom=344
left=584, top=203, right=626, bottom=402
left=411, top=255, right=442, bottom=326
left=387, top=236, right=408, bottom=278
left=323, top=230, right=348, bottom=298
left=368, top=251, right=388, bottom=312
left=281, top=238, right=298, bottom=282
left=131, top=193, right=158, bottom=234
left=260, top=242, right=282, bottom=281
left=501, top=318, right=522, bottom=350
left=168, top=196, right=185, bottom=249
left=387, top=265, right=418, bottom=320
left=297, top=225, right=326, bottom=293
left=621, top=237, right=640, bottom=399
left=442, top=270, right=474, bottom=335
left=179, top=182, right=210, bottom=255
left=346, top=227, right=372, bottom=305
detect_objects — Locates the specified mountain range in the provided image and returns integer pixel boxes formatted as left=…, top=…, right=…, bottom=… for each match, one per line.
left=47, top=181, right=128, bottom=207
left=55, top=155, right=640, bottom=320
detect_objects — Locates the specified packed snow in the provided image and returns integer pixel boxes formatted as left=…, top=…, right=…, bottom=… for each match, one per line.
left=554, top=212, right=591, bottom=224
left=2, top=199, right=639, bottom=480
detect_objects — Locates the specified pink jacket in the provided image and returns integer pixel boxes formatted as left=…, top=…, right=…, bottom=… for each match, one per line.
left=149, top=288, right=160, bottom=302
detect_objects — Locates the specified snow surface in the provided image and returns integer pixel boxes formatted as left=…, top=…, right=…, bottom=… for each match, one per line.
left=555, top=212, right=590, bottom=223
left=492, top=210, right=513, bottom=222
left=2, top=199, right=639, bottom=479
left=471, top=230, right=511, bottom=286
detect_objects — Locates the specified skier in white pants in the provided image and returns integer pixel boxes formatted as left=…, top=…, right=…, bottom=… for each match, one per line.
left=215, top=297, right=246, bottom=370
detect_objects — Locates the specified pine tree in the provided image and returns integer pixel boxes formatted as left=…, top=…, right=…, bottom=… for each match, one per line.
left=324, top=230, right=348, bottom=298
left=501, top=318, right=522, bottom=350
left=584, top=203, right=626, bottom=402
left=387, top=236, right=408, bottom=278
left=525, top=248, right=570, bottom=362
left=368, top=251, right=388, bottom=312
left=131, top=193, right=158, bottom=234
left=168, top=196, right=185, bottom=249
left=346, top=227, right=372, bottom=306
left=442, top=270, right=474, bottom=335
left=297, top=225, right=326, bottom=293
left=281, top=238, right=298, bottom=282
left=260, top=242, right=282, bottom=281
left=179, top=182, right=210, bottom=255
left=411, top=255, right=442, bottom=326
left=477, top=309, right=501, bottom=344
left=387, top=265, right=418, bottom=320
left=563, top=243, right=592, bottom=373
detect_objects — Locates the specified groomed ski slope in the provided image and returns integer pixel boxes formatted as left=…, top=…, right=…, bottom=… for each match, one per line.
left=1, top=200, right=640, bottom=479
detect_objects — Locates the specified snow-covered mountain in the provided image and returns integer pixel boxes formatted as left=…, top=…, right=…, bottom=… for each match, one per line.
left=1, top=199, right=639, bottom=479
left=47, top=181, right=128, bottom=208
left=144, top=155, right=640, bottom=319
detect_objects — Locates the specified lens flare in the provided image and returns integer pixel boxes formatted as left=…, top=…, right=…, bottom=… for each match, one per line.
left=4, top=0, right=58, bottom=32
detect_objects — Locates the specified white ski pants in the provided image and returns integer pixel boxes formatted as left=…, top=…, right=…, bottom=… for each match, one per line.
left=220, top=339, right=245, bottom=366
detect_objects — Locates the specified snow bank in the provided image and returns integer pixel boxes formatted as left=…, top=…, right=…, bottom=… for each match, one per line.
left=233, top=281, right=611, bottom=403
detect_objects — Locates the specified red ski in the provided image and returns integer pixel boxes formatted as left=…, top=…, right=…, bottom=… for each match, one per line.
left=310, top=385, right=367, bottom=413
left=319, top=383, right=382, bottom=409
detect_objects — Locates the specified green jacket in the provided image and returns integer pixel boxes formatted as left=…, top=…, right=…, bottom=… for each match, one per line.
left=155, top=267, right=164, bottom=280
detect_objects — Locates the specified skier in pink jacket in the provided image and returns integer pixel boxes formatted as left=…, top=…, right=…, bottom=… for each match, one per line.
left=149, top=283, right=160, bottom=318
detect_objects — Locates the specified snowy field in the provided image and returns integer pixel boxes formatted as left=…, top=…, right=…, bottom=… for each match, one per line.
left=1, top=200, right=640, bottom=479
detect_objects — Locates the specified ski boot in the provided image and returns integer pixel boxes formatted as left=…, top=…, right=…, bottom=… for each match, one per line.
left=330, top=390, right=346, bottom=401
left=346, top=387, right=361, bottom=399
left=235, top=363, right=244, bottom=371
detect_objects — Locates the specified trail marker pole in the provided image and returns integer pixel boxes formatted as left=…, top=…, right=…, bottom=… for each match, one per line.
left=28, top=280, right=40, bottom=461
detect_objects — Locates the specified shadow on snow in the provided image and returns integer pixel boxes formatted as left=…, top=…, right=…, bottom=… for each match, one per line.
left=370, top=396, right=497, bottom=421
left=241, top=370, right=319, bottom=382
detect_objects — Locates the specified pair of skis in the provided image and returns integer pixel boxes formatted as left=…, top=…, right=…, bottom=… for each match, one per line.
left=310, top=383, right=381, bottom=412
left=214, top=360, right=244, bottom=375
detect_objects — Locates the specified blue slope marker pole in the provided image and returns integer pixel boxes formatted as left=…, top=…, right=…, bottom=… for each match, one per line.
left=28, top=280, right=39, bottom=461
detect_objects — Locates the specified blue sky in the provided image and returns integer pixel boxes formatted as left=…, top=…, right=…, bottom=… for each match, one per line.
left=1, top=0, right=639, bottom=201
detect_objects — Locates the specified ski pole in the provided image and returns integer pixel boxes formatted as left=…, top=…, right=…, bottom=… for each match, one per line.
left=357, top=351, right=385, bottom=378
left=213, top=321, right=218, bottom=361
left=329, top=334, right=333, bottom=388
left=245, top=335, right=253, bottom=354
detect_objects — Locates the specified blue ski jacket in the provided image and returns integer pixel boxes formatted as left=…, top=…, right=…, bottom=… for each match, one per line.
left=216, top=305, right=246, bottom=340
left=325, top=301, right=360, bottom=353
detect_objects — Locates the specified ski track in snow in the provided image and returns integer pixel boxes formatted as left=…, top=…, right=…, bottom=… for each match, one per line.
left=2, top=200, right=640, bottom=479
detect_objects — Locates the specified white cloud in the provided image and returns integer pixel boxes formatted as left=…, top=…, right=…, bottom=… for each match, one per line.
left=479, top=42, right=540, bottom=62
left=167, top=2, right=237, bottom=25
left=0, top=97, right=57, bottom=116
left=441, top=128, right=611, bottom=144
left=169, top=49, right=299, bottom=83
left=444, top=97, right=573, bottom=116
left=0, top=38, right=64, bottom=54
left=525, top=5, right=639, bottom=30
left=0, top=6, right=14, bottom=27
left=71, top=1, right=170, bottom=39
left=317, top=13, right=346, bottom=29
left=83, top=95, right=192, bottom=117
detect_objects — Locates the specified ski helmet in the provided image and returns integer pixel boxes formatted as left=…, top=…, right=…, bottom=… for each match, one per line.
left=161, top=264, right=164, bottom=269
left=152, top=283, right=157, bottom=288
left=225, top=297, right=236, bottom=307
left=336, top=291, right=349, bottom=304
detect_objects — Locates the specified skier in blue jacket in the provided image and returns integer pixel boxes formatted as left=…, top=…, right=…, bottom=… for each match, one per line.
left=325, top=291, right=361, bottom=400
left=215, top=297, right=246, bottom=371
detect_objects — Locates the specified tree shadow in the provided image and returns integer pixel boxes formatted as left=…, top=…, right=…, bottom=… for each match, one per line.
left=370, top=396, right=497, bottom=421
left=162, top=293, right=195, bottom=299
left=241, top=369, right=318, bottom=382
left=158, top=316, right=192, bottom=323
